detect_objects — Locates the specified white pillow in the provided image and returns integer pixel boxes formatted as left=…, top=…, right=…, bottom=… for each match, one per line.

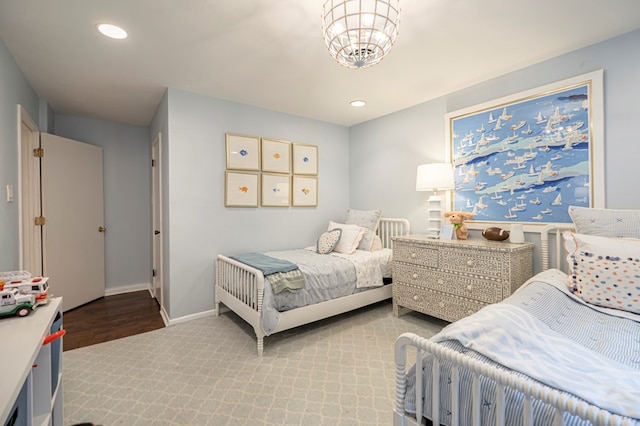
left=569, top=206, right=640, bottom=238
left=563, top=231, right=640, bottom=314
left=345, top=209, right=382, bottom=251
left=370, top=235, right=383, bottom=251
left=328, top=221, right=366, bottom=255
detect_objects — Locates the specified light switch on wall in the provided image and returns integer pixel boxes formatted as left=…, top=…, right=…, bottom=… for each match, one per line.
left=6, top=185, right=13, bottom=202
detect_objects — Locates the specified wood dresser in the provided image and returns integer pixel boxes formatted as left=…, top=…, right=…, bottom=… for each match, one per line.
left=392, top=235, right=534, bottom=322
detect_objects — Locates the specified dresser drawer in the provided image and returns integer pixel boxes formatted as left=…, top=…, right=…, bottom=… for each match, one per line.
left=394, top=264, right=502, bottom=303
left=394, top=242, right=438, bottom=267
left=393, top=284, right=485, bottom=322
left=439, top=247, right=507, bottom=279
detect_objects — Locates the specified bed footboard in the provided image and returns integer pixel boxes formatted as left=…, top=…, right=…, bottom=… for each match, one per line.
left=394, top=332, right=633, bottom=426
left=215, top=255, right=267, bottom=355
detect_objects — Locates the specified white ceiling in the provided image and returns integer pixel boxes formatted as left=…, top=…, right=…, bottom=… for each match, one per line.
left=1, top=0, right=640, bottom=127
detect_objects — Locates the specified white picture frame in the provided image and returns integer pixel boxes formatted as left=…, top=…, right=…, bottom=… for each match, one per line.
left=292, top=176, right=318, bottom=207
left=226, top=133, right=260, bottom=171
left=439, top=224, right=455, bottom=240
left=261, top=173, right=290, bottom=207
left=225, top=171, right=259, bottom=207
left=444, top=70, right=604, bottom=230
left=261, top=138, right=291, bottom=173
left=292, top=143, right=318, bottom=175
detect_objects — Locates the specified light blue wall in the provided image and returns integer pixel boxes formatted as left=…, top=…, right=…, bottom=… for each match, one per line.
left=159, top=88, right=350, bottom=319
left=349, top=98, right=448, bottom=229
left=350, top=29, right=640, bottom=236
left=0, top=37, right=40, bottom=271
left=53, top=115, right=151, bottom=291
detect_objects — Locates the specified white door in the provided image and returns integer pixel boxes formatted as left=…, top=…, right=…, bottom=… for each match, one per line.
left=41, top=133, right=105, bottom=311
left=151, top=133, right=163, bottom=309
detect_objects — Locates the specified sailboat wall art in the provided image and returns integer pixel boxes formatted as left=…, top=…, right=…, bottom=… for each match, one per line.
left=444, top=71, right=605, bottom=225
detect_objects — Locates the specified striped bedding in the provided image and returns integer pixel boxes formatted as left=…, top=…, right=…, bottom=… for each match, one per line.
left=405, top=269, right=640, bottom=425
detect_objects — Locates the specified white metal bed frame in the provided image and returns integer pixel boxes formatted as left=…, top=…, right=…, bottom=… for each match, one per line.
left=393, top=223, right=639, bottom=426
left=215, top=217, right=411, bottom=356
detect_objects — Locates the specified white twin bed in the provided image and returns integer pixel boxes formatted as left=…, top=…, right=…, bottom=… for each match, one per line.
left=394, top=207, right=640, bottom=426
left=215, top=215, right=410, bottom=356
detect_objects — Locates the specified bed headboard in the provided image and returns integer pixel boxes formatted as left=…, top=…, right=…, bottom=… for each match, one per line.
left=540, top=223, right=575, bottom=272
left=378, top=218, right=411, bottom=249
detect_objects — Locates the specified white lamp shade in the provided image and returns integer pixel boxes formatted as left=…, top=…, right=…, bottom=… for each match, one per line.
left=416, top=163, right=455, bottom=192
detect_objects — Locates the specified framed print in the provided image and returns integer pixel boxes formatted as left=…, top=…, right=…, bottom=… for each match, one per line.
left=292, top=143, right=318, bottom=175
left=439, top=224, right=455, bottom=240
left=226, top=133, right=260, bottom=170
left=292, top=176, right=318, bottom=207
left=444, top=70, right=604, bottom=227
left=261, top=138, right=291, bottom=173
left=261, top=173, right=290, bottom=207
left=225, top=171, right=259, bottom=207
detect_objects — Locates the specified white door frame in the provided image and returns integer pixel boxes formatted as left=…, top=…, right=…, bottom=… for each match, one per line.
left=17, top=105, right=42, bottom=275
left=152, top=132, right=165, bottom=320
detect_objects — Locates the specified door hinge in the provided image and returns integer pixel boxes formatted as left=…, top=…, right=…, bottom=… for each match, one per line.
left=33, top=148, right=44, bottom=158
left=34, top=216, right=46, bottom=226
left=152, top=159, right=155, bottom=167
left=152, top=269, right=156, bottom=277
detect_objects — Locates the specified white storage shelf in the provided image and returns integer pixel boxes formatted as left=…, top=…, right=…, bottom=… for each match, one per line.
left=1, top=297, right=63, bottom=426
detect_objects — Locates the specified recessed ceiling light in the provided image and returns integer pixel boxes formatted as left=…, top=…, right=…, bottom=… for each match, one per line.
left=97, top=23, right=128, bottom=40
left=350, top=100, right=366, bottom=107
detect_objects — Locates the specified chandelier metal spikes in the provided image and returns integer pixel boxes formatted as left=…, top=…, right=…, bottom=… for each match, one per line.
left=322, top=0, right=400, bottom=69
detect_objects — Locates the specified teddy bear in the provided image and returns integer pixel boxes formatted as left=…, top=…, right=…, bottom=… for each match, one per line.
left=443, top=211, right=474, bottom=240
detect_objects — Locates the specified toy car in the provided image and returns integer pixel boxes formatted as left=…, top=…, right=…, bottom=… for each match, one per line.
left=0, top=287, right=38, bottom=318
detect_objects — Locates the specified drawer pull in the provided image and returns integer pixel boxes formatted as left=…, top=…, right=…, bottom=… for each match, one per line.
left=413, top=294, right=419, bottom=301
left=466, top=259, right=475, bottom=267
left=466, top=285, right=473, bottom=291
left=412, top=273, right=419, bottom=279
left=410, top=252, right=417, bottom=259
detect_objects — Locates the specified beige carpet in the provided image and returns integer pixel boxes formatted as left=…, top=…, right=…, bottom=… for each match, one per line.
left=63, top=300, right=446, bottom=425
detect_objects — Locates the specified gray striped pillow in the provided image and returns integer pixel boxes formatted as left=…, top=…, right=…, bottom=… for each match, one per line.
left=568, top=206, right=640, bottom=238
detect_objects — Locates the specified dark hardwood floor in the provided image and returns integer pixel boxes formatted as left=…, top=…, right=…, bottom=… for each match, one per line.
left=62, top=290, right=165, bottom=351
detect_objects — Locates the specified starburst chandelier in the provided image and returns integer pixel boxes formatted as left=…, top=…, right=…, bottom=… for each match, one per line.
left=322, top=0, right=400, bottom=69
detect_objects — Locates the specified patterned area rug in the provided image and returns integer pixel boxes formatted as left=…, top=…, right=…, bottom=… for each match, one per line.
left=63, top=300, right=445, bottom=425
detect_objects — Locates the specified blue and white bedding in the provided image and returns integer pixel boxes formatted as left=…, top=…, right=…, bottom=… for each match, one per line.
left=405, top=269, right=640, bottom=425
left=260, top=248, right=393, bottom=335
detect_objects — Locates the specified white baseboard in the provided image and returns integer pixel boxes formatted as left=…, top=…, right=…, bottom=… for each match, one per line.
left=165, top=308, right=217, bottom=326
left=159, top=305, right=170, bottom=326
left=103, top=283, right=217, bottom=327
left=104, top=282, right=151, bottom=297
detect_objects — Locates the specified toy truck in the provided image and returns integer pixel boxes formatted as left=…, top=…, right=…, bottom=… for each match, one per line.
left=0, top=287, right=38, bottom=317
left=3, top=276, right=50, bottom=304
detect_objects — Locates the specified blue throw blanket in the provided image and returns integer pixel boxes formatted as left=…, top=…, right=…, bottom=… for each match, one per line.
left=229, top=252, right=305, bottom=294
left=230, top=252, right=298, bottom=275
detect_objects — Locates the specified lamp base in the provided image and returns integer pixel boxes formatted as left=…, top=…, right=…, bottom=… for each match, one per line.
left=426, top=194, right=443, bottom=238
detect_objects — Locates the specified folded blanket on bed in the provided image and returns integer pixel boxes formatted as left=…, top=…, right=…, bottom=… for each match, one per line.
left=229, top=252, right=305, bottom=294
left=266, top=269, right=305, bottom=294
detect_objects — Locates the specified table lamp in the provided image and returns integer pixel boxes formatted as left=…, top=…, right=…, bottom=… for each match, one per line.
left=416, top=163, right=455, bottom=237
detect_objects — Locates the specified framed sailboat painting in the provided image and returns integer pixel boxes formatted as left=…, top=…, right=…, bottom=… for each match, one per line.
left=444, top=70, right=604, bottom=226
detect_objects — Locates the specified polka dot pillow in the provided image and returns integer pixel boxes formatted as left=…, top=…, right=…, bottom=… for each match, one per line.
left=317, top=229, right=342, bottom=254
left=563, top=231, right=640, bottom=313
